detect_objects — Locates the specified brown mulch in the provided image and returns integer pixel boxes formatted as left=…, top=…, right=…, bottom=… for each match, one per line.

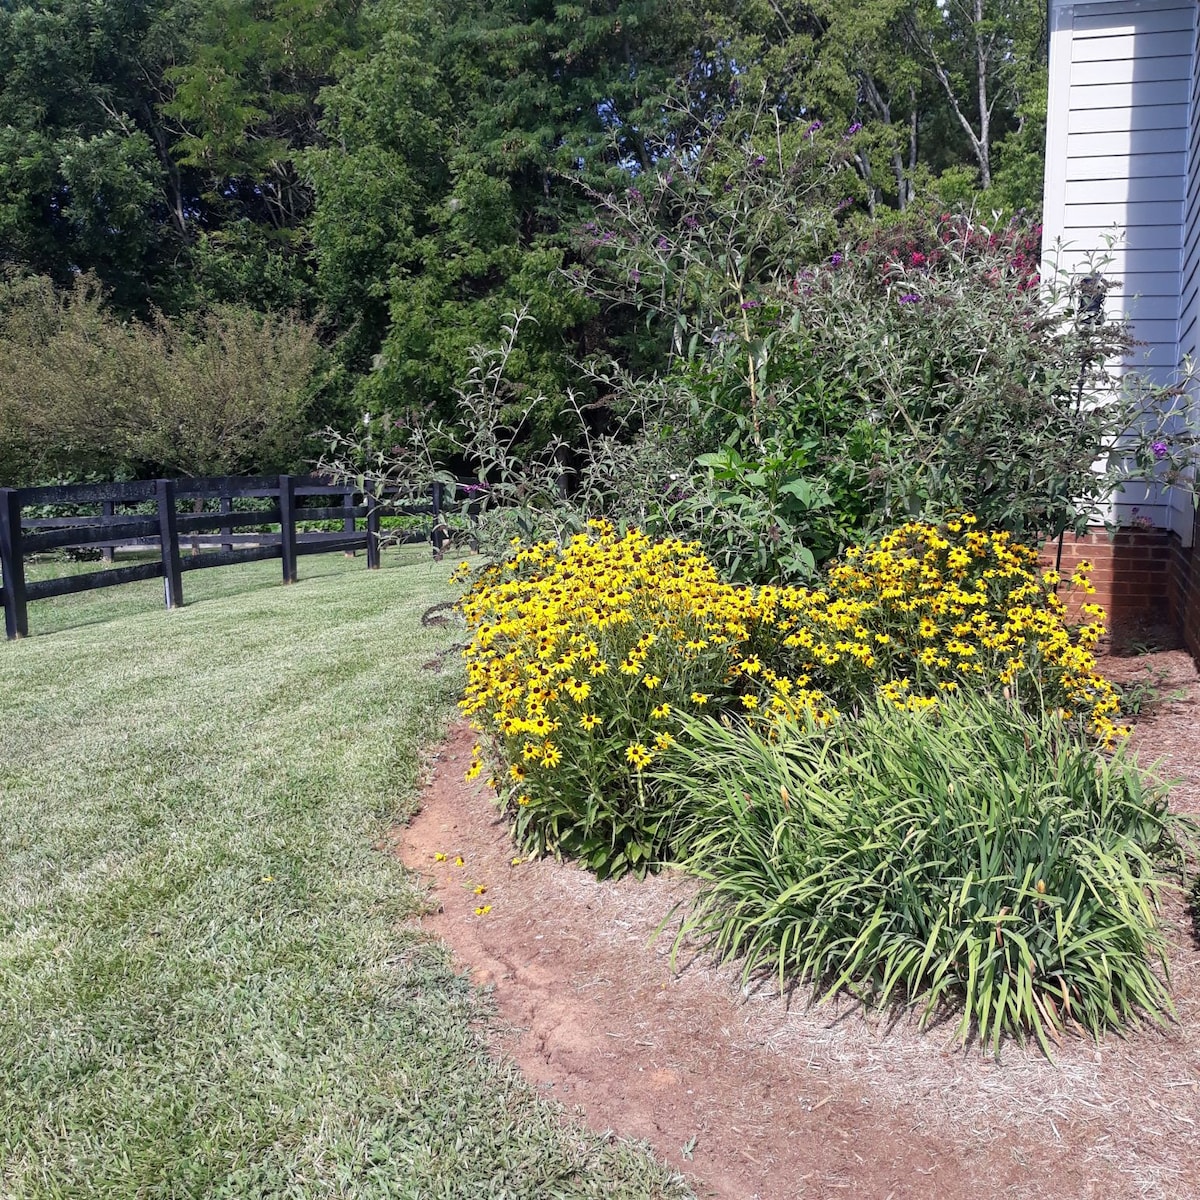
left=390, top=649, right=1200, bottom=1200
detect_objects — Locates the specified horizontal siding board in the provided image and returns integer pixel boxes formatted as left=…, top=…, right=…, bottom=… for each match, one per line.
left=1065, top=154, right=1185, bottom=182
left=1069, top=78, right=1190, bottom=107
left=1120, top=315, right=1179, bottom=337
left=1072, top=30, right=1192, bottom=59
left=1066, top=199, right=1184, bottom=225
left=1064, top=169, right=1185, bottom=195
left=1120, top=293, right=1181, bottom=319
left=1109, top=270, right=1184, bottom=294
left=1049, top=246, right=1183, bottom=273
left=1060, top=225, right=1183, bottom=251
left=1067, top=127, right=1187, bottom=156
left=1068, top=102, right=1188, bottom=133
left=1073, top=6, right=1196, bottom=34
left=1072, top=57, right=1190, bottom=86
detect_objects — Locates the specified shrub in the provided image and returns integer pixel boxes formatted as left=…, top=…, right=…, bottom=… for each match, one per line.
left=743, top=515, right=1128, bottom=746
left=455, top=517, right=1123, bottom=876
left=658, top=695, right=1193, bottom=1054
left=455, top=522, right=824, bottom=877
left=0, top=273, right=322, bottom=484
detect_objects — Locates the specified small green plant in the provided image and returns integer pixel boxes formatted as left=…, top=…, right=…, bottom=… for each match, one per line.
left=659, top=695, right=1194, bottom=1055
left=1113, top=665, right=1189, bottom=718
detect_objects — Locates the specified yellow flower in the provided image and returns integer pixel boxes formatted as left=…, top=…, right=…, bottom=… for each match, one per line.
left=509, top=763, right=526, bottom=782
left=474, top=904, right=492, bottom=916
left=642, top=674, right=662, bottom=689
left=510, top=857, right=522, bottom=867
left=650, top=702, right=671, bottom=719
left=690, top=692, right=710, bottom=705
left=740, top=695, right=759, bottom=710
left=474, top=884, right=488, bottom=895
left=434, top=852, right=447, bottom=862
left=579, top=712, right=602, bottom=731
left=465, top=760, right=482, bottom=781
left=516, top=793, right=531, bottom=805
left=654, top=731, right=675, bottom=752
left=625, top=742, right=653, bottom=771
left=454, top=856, right=465, bottom=867
left=540, top=742, right=563, bottom=768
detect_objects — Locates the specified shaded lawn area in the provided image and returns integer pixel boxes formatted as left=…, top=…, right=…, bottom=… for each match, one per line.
left=0, top=550, right=687, bottom=1199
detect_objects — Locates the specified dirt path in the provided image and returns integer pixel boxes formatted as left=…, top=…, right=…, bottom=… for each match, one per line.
left=392, top=651, right=1200, bottom=1200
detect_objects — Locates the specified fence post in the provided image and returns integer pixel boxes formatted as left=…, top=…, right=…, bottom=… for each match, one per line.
left=101, top=499, right=115, bottom=564
left=431, top=481, right=447, bottom=560
left=342, top=488, right=356, bottom=558
left=279, top=474, right=298, bottom=584
left=366, top=486, right=381, bottom=570
left=156, top=479, right=184, bottom=611
left=219, top=494, right=233, bottom=553
left=0, top=488, right=29, bottom=639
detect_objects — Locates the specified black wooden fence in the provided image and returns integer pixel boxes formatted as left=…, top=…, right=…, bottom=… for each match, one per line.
left=0, top=475, right=447, bottom=640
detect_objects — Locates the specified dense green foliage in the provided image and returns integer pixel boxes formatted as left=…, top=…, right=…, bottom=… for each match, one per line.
left=661, top=695, right=1192, bottom=1054
left=0, top=274, right=322, bottom=483
left=0, top=0, right=1055, bottom=486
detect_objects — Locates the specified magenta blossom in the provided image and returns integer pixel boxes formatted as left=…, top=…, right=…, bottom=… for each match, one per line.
left=1152, top=440, right=1169, bottom=460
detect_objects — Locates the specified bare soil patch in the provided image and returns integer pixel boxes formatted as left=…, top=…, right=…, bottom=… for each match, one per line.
left=391, top=650, right=1200, bottom=1200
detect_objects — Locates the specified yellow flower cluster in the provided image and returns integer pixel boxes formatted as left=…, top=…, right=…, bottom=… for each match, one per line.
left=456, top=517, right=1125, bottom=870
left=750, top=516, right=1126, bottom=745
left=458, top=521, right=824, bottom=798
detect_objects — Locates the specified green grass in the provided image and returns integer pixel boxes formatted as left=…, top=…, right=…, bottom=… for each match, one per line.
left=0, top=551, right=688, bottom=1198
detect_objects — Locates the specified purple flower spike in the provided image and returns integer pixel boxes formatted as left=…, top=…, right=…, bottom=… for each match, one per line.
left=740, top=300, right=761, bottom=310
left=845, top=122, right=863, bottom=138
left=830, top=252, right=844, bottom=267
left=806, top=120, right=823, bottom=138
left=898, top=293, right=921, bottom=304
left=1152, top=440, right=1169, bottom=460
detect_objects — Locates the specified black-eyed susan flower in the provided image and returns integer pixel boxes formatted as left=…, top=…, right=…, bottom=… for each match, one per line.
left=625, top=742, right=653, bottom=771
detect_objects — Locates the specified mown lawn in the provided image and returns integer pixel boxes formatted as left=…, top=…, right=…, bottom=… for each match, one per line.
left=0, top=550, right=687, bottom=1199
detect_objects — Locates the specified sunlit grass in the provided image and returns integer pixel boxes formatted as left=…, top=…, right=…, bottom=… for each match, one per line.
left=0, top=550, right=688, bottom=1198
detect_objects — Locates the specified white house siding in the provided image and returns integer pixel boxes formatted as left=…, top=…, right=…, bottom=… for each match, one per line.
left=1043, top=0, right=1196, bottom=534
left=1171, top=9, right=1200, bottom=542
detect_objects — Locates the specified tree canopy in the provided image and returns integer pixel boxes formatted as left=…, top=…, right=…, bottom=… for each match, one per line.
left=0, top=0, right=1049, bottom=479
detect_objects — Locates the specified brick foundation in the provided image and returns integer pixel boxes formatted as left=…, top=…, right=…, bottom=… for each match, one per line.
left=1039, top=527, right=1199, bottom=654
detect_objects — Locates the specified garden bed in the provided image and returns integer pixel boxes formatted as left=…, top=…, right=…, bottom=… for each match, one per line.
left=395, top=647, right=1200, bottom=1200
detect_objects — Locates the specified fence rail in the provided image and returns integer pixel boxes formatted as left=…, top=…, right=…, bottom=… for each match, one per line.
left=0, top=475, right=448, bottom=640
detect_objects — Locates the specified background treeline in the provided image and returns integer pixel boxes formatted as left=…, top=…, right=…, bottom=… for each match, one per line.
left=0, top=0, right=1046, bottom=484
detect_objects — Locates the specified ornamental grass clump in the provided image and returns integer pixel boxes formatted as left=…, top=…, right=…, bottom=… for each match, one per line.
left=455, top=521, right=828, bottom=877
left=659, top=695, right=1194, bottom=1055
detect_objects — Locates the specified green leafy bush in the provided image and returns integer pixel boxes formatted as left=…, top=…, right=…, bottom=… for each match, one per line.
left=0, top=273, right=323, bottom=484
left=659, top=695, right=1194, bottom=1054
